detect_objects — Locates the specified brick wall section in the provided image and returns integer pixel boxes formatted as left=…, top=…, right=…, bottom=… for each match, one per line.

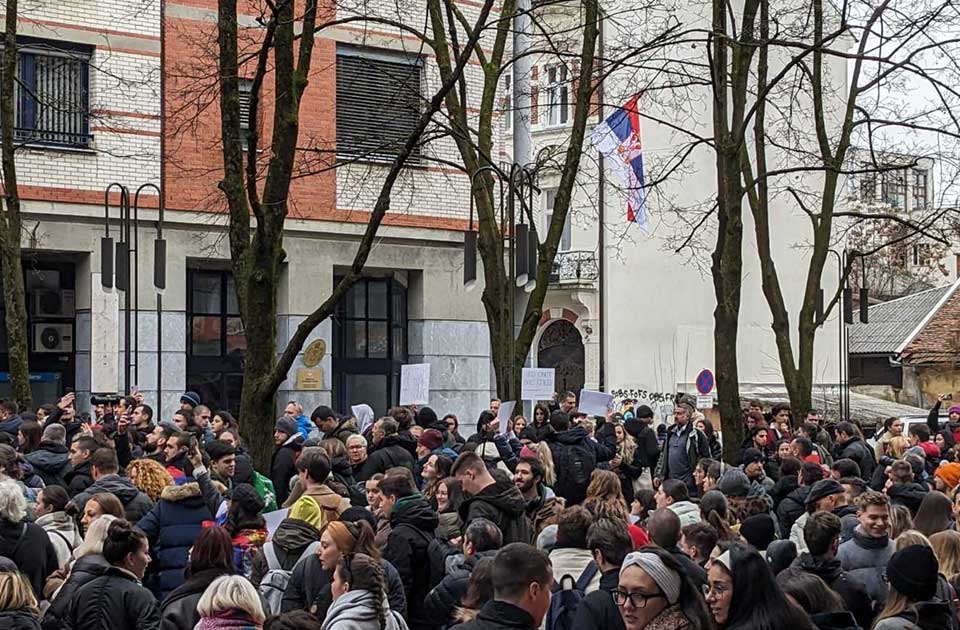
left=901, top=288, right=960, bottom=364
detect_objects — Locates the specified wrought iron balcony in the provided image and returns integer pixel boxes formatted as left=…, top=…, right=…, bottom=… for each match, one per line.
left=549, top=250, right=598, bottom=285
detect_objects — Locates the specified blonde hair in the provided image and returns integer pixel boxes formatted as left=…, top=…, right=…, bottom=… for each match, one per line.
left=532, top=442, right=556, bottom=486
left=931, top=530, right=960, bottom=579
left=895, top=529, right=931, bottom=550
left=197, top=574, right=265, bottom=624
left=73, top=515, right=119, bottom=560
left=0, top=571, right=38, bottom=616
left=616, top=425, right=637, bottom=462
left=875, top=587, right=914, bottom=625
left=889, top=504, right=913, bottom=540
left=889, top=436, right=910, bottom=459
left=125, top=459, right=174, bottom=503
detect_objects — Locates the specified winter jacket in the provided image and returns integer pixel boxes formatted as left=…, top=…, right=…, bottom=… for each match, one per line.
left=833, top=437, right=877, bottom=481
left=769, top=474, right=799, bottom=512
left=25, top=442, right=72, bottom=487
left=549, top=547, right=600, bottom=593
left=873, top=601, right=956, bottom=630
left=793, top=552, right=875, bottom=630
left=281, top=553, right=406, bottom=619
left=887, top=482, right=928, bottom=515
left=136, top=481, right=215, bottom=600
left=459, top=477, right=532, bottom=545
left=271, top=434, right=304, bottom=506
left=356, top=434, right=415, bottom=481
left=546, top=425, right=616, bottom=505
left=523, top=484, right=564, bottom=539
left=327, top=417, right=359, bottom=446
left=423, top=550, right=498, bottom=628
left=321, top=588, right=409, bottom=630
left=655, top=423, right=710, bottom=491
left=810, top=612, right=861, bottom=630
left=159, top=567, right=231, bottom=630
left=667, top=544, right=707, bottom=588
left=385, top=494, right=439, bottom=629
left=72, top=474, right=155, bottom=523
left=528, top=420, right=555, bottom=443
left=623, top=419, right=660, bottom=471
left=450, top=600, right=538, bottom=630
left=65, top=460, right=94, bottom=497
left=0, top=518, right=59, bottom=600
left=0, top=610, right=41, bottom=630
left=667, top=500, right=701, bottom=527
left=777, top=486, right=810, bottom=539
left=62, top=565, right=160, bottom=630
left=35, top=511, right=82, bottom=568
left=42, top=554, right=111, bottom=630
left=837, top=528, right=894, bottom=607
left=250, top=518, right=321, bottom=586
left=0, top=414, right=22, bottom=436
left=465, top=432, right=519, bottom=473
left=572, top=568, right=624, bottom=630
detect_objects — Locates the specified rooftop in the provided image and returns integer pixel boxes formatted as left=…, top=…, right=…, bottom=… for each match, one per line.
left=846, top=283, right=954, bottom=355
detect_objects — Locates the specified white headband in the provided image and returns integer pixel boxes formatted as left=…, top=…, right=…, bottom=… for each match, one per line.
left=620, top=551, right=681, bottom=605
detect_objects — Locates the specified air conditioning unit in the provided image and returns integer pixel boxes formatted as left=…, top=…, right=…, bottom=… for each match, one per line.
left=33, top=323, right=73, bottom=353
left=34, top=290, right=75, bottom=319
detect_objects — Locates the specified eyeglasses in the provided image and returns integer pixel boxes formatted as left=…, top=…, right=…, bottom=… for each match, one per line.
left=611, top=590, right=663, bottom=608
left=702, top=582, right=731, bottom=599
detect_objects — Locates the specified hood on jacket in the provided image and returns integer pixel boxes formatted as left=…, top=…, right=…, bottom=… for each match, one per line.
left=274, top=518, right=322, bottom=553
left=331, top=456, right=354, bottom=478
left=0, top=608, right=41, bottom=630
left=304, top=484, right=350, bottom=513
left=159, top=481, right=203, bottom=503
left=322, top=589, right=398, bottom=630
left=0, top=415, right=22, bottom=434
left=391, top=494, right=439, bottom=531
left=667, top=500, right=701, bottom=526
left=460, top=477, right=527, bottom=520
left=444, top=549, right=497, bottom=575
left=353, top=404, right=376, bottom=435
left=547, top=425, right=590, bottom=445
left=331, top=417, right=358, bottom=438
left=24, top=443, right=70, bottom=472
left=92, top=475, right=145, bottom=504
left=795, top=552, right=844, bottom=582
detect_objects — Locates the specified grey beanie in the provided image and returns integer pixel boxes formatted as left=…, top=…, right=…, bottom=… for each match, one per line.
left=716, top=468, right=752, bottom=498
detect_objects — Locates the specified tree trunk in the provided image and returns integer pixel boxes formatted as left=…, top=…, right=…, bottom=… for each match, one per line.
left=0, top=0, right=32, bottom=410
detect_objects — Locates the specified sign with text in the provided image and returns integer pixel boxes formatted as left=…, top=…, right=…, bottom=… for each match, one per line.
left=696, top=394, right=713, bottom=409
left=579, top=389, right=615, bottom=417
left=399, top=363, right=431, bottom=405
left=498, top=401, right=517, bottom=434
left=521, top=368, right=555, bottom=401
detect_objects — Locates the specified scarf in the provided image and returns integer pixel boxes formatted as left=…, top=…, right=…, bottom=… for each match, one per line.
left=197, top=608, right=262, bottom=630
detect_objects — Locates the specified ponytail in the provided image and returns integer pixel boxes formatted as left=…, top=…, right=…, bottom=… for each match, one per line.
left=337, top=553, right=387, bottom=630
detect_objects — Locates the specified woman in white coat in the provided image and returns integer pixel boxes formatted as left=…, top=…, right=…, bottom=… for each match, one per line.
left=323, top=553, right=408, bottom=630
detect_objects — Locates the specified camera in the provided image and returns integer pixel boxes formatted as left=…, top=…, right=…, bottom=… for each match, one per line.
left=90, top=394, right=122, bottom=406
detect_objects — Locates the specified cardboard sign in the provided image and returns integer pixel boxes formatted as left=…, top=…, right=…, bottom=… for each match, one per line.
left=399, top=363, right=431, bottom=405
left=521, top=368, right=555, bottom=401
left=498, top=401, right=517, bottom=434
left=579, top=389, right=614, bottom=417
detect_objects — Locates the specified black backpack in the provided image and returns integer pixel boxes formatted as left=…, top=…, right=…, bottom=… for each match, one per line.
left=546, top=562, right=598, bottom=630
left=554, top=441, right=596, bottom=504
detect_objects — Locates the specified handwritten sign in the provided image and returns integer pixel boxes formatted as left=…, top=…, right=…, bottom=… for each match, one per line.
left=399, top=363, right=431, bottom=405
left=579, top=389, right=614, bottom=417
left=498, top=401, right=517, bottom=434
left=264, top=508, right=289, bottom=540
left=521, top=368, right=555, bottom=401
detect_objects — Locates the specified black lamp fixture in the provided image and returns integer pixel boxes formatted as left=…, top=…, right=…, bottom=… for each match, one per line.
left=102, top=183, right=129, bottom=290
left=515, top=220, right=529, bottom=287
left=525, top=224, right=538, bottom=292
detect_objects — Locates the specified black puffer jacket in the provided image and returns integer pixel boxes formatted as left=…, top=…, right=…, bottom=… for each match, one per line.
left=385, top=494, right=439, bottom=629
left=0, top=519, right=59, bottom=601
left=834, top=437, right=876, bottom=481
left=250, top=518, right=321, bottom=586
left=451, top=599, right=538, bottom=630
left=793, top=552, right=874, bottom=630
left=62, top=566, right=160, bottom=630
left=42, top=554, right=111, bottom=630
left=65, top=460, right=93, bottom=497
left=25, top=442, right=71, bottom=487
left=356, top=434, right=415, bottom=481
left=423, top=550, right=498, bottom=627
left=769, top=473, right=799, bottom=511
left=0, top=610, right=41, bottom=630
left=71, top=474, right=155, bottom=523
left=271, top=435, right=304, bottom=507
left=459, top=478, right=532, bottom=545
left=546, top=425, right=617, bottom=505
left=776, top=486, right=810, bottom=539
left=887, top=482, right=928, bottom=515
left=159, top=568, right=230, bottom=630
left=281, top=553, right=406, bottom=619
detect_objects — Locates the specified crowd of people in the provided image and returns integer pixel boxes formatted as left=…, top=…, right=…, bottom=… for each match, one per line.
left=0, top=388, right=956, bottom=630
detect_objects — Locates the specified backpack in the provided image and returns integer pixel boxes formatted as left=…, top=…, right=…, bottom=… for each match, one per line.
left=258, top=540, right=319, bottom=615
left=546, top=562, right=598, bottom=630
left=554, top=441, right=597, bottom=503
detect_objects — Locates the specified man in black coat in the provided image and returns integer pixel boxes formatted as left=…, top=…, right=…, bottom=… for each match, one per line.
left=65, top=435, right=97, bottom=496
left=271, top=416, right=304, bottom=506
left=572, top=518, right=634, bottom=630
left=70, top=448, right=155, bottom=523
left=777, top=460, right=822, bottom=538
left=424, top=518, right=503, bottom=627
left=833, top=422, right=876, bottom=482
left=450, top=543, right=553, bottom=630
left=454, top=451, right=532, bottom=544
left=381, top=470, right=439, bottom=630
left=26, top=424, right=72, bottom=488
left=623, top=405, right=661, bottom=475
left=544, top=412, right=617, bottom=506
left=356, top=417, right=415, bottom=481
left=794, top=511, right=875, bottom=630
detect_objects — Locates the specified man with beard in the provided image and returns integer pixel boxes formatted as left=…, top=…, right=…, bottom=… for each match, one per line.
left=454, top=451, right=532, bottom=544
left=65, top=435, right=97, bottom=496
left=514, top=456, right=563, bottom=539
left=163, top=431, right=193, bottom=479
left=143, top=425, right=174, bottom=463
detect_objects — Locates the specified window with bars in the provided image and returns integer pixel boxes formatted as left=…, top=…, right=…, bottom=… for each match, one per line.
left=336, top=45, right=422, bottom=161
left=881, top=170, right=906, bottom=208
left=238, top=78, right=253, bottom=145
left=859, top=171, right=877, bottom=202
left=1, top=38, right=92, bottom=148
left=545, top=64, right=568, bottom=127
left=913, top=170, right=928, bottom=210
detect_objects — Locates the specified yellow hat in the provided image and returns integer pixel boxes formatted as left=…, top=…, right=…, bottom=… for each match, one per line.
left=289, top=495, right=323, bottom=529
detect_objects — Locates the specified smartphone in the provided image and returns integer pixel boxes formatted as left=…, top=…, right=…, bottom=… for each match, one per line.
left=945, top=393, right=954, bottom=401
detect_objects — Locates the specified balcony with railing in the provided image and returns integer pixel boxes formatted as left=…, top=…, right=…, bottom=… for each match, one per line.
left=549, top=250, right=598, bottom=287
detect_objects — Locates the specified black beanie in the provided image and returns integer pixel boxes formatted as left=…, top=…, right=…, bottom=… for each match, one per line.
left=739, top=513, right=776, bottom=551
left=230, top=483, right=265, bottom=515
left=887, top=544, right=939, bottom=602
left=340, top=506, right=377, bottom=531
left=417, top=407, right=439, bottom=429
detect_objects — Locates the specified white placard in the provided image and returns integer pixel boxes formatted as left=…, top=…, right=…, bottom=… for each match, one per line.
left=579, top=389, right=614, bottom=417
left=264, top=508, right=289, bottom=540
left=521, top=368, right=555, bottom=401
left=399, top=363, right=431, bottom=405
left=696, top=394, right=713, bottom=409
left=498, top=401, right=517, bottom=434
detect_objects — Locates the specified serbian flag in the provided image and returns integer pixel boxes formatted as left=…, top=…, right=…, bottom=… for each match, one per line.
left=590, top=94, right=648, bottom=229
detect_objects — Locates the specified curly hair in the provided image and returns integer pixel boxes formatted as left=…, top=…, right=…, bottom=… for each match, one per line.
left=126, top=458, right=174, bottom=502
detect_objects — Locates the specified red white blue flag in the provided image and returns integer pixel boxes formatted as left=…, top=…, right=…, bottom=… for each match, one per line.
left=590, top=94, right=647, bottom=229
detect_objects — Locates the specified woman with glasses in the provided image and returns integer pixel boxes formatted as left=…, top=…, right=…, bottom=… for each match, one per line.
left=705, top=542, right=815, bottom=630
left=614, top=546, right=712, bottom=630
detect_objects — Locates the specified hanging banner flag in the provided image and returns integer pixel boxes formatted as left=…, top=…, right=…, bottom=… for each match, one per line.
left=590, top=93, right=648, bottom=230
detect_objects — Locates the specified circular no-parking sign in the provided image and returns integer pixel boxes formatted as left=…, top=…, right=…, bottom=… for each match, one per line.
left=696, top=369, right=715, bottom=395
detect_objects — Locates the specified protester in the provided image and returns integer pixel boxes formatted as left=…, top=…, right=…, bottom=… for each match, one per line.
left=0, top=479, right=58, bottom=600
left=0, top=570, right=42, bottom=630
left=159, top=526, right=235, bottom=630
left=616, top=547, right=713, bottom=630
left=655, top=479, right=700, bottom=527
left=357, top=418, right=415, bottom=481
left=571, top=518, right=633, bottom=630
left=71, top=448, right=154, bottom=523
left=837, top=490, right=895, bottom=607
left=874, top=544, right=954, bottom=629
left=646, top=508, right=707, bottom=588
left=195, top=574, right=265, bottom=630
left=454, top=452, right=532, bottom=544
left=775, top=568, right=861, bottom=630
left=33, top=485, right=82, bottom=569
left=271, top=416, right=304, bottom=507
left=545, top=410, right=616, bottom=505
left=250, top=495, right=323, bottom=587
left=126, top=459, right=176, bottom=504
left=325, top=553, right=408, bottom=630
left=654, top=402, right=710, bottom=496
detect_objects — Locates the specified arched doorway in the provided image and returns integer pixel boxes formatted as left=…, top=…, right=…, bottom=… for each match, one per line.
left=537, top=320, right=584, bottom=395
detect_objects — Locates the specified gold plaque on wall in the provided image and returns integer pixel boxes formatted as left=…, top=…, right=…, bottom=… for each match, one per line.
left=296, top=368, right=324, bottom=390
left=303, top=339, right=327, bottom=367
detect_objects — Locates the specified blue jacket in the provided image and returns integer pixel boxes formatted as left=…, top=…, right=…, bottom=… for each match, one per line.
left=137, top=481, right=213, bottom=600
left=296, top=414, right=313, bottom=440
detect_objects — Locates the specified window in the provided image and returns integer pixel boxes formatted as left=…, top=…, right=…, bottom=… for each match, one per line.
left=859, top=172, right=876, bottom=202
left=912, top=242, right=932, bottom=267
left=881, top=170, right=906, bottom=208
left=187, top=270, right=245, bottom=413
left=332, top=276, right=407, bottom=412
left=2, top=38, right=92, bottom=148
left=336, top=46, right=422, bottom=161
left=544, top=189, right=571, bottom=251
left=913, top=170, right=928, bottom=210
left=238, top=78, right=253, bottom=145
left=499, top=71, right=513, bottom=133
left=545, top=64, right=568, bottom=127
